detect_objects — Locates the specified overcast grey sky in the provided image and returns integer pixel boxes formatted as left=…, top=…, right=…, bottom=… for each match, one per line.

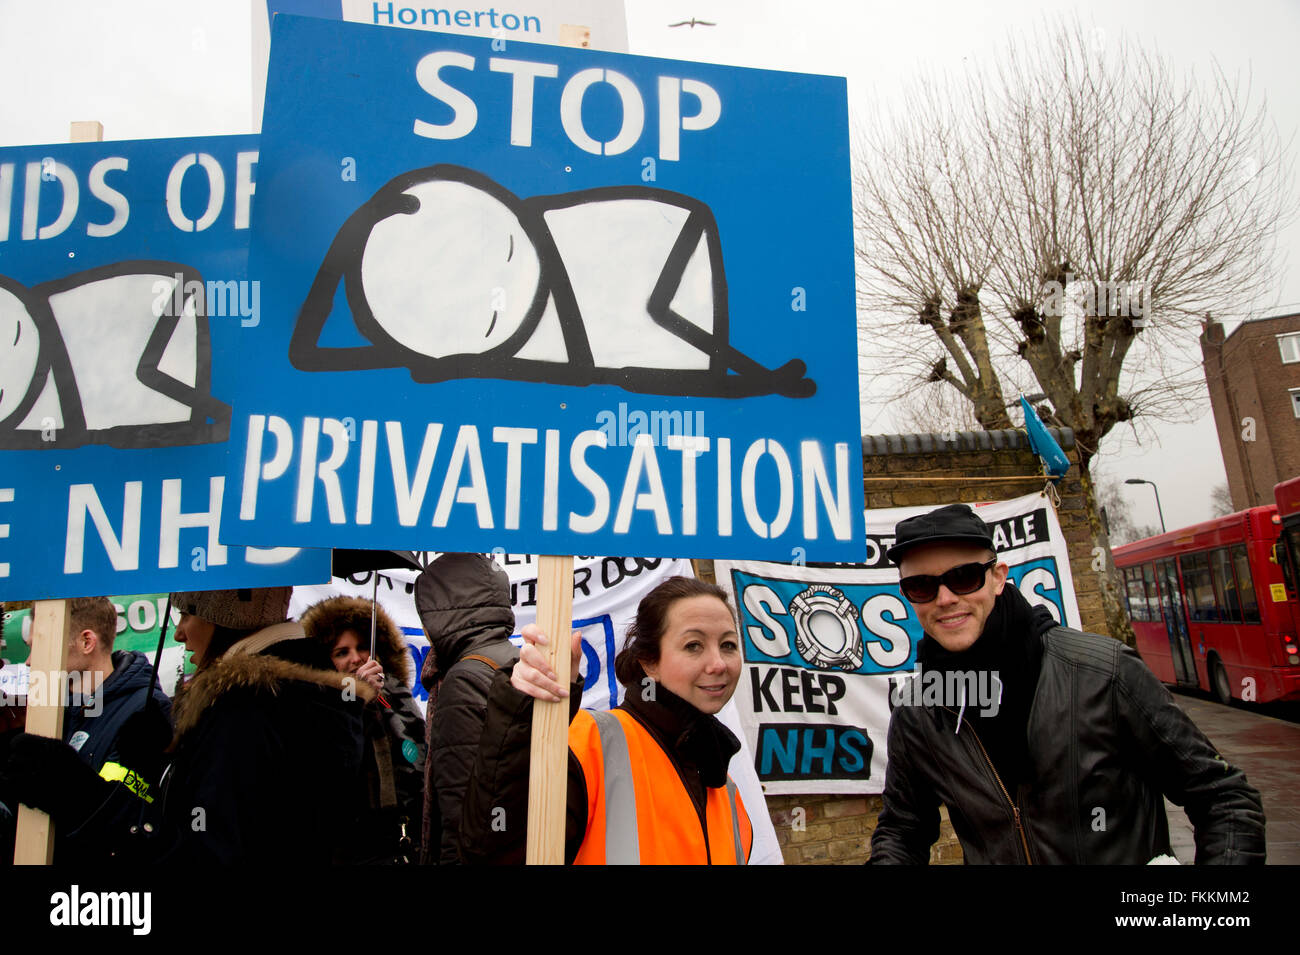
left=2, top=0, right=1297, bottom=532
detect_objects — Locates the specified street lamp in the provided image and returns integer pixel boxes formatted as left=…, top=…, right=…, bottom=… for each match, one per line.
left=1124, top=478, right=1167, bottom=534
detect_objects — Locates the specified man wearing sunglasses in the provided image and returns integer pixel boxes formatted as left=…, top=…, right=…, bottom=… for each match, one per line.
left=869, top=503, right=1264, bottom=865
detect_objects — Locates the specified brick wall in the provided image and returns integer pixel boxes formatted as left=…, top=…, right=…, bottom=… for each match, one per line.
left=702, top=427, right=1100, bottom=865
left=765, top=793, right=965, bottom=864
left=1202, top=313, right=1300, bottom=509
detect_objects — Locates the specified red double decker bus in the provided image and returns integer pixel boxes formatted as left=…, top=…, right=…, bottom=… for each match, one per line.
left=1113, top=488, right=1300, bottom=705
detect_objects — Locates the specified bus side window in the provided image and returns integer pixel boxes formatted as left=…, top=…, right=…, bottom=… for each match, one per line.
left=1142, top=563, right=1161, bottom=621
left=1288, top=531, right=1300, bottom=596
left=1232, top=545, right=1261, bottom=624
left=1212, top=548, right=1240, bottom=623
left=1123, top=567, right=1142, bottom=621
left=1181, top=553, right=1218, bottom=623
left=1278, top=531, right=1299, bottom=595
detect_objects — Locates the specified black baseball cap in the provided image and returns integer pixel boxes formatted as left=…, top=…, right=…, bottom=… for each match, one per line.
left=886, top=503, right=996, bottom=565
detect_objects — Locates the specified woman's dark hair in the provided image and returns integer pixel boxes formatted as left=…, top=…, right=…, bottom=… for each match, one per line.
left=199, top=625, right=260, bottom=668
left=613, top=576, right=736, bottom=688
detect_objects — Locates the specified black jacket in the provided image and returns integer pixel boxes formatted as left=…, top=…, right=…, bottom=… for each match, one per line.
left=416, top=553, right=519, bottom=864
left=870, top=591, right=1266, bottom=864
left=63, top=650, right=172, bottom=776
left=66, top=624, right=371, bottom=864
left=300, top=595, right=428, bottom=863
left=458, top=668, right=586, bottom=865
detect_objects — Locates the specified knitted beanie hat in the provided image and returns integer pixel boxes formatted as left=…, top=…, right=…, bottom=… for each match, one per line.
left=170, top=587, right=292, bottom=630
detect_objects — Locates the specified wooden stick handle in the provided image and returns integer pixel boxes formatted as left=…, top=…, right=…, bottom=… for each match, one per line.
left=526, top=554, right=575, bottom=864
left=14, top=600, right=72, bottom=864
left=13, top=119, right=102, bottom=867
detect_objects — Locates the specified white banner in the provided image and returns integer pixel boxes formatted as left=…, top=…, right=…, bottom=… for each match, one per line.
left=292, top=552, right=784, bottom=863
left=716, top=493, right=1080, bottom=796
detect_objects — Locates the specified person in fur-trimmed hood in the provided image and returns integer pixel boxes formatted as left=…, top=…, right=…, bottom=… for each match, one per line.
left=301, top=594, right=427, bottom=864
left=0, top=587, right=371, bottom=864
left=416, top=552, right=519, bottom=864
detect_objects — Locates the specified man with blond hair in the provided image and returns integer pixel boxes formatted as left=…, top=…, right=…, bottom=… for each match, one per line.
left=62, top=596, right=172, bottom=794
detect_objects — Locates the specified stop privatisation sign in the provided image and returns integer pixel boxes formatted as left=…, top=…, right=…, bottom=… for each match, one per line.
left=220, top=15, right=864, bottom=562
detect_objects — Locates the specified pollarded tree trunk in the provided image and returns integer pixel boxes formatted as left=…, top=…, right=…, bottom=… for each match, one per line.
left=919, top=291, right=1015, bottom=431
left=1076, top=449, right=1137, bottom=649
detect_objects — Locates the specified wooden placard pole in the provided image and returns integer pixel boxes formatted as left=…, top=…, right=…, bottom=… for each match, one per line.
left=524, top=22, right=592, bottom=867
left=526, top=554, right=575, bottom=864
left=12, top=120, right=103, bottom=866
left=13, top=602, right=73, bottom=864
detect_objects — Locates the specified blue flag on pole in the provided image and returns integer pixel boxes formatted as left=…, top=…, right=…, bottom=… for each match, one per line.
left=1019, top=395, right=1070, bottom=479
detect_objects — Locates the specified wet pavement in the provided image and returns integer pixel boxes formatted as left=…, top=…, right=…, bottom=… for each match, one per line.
left=1164, top=689, right=1300, bottom=864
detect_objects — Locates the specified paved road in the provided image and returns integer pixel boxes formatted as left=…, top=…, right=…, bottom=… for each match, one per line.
left=1165, top=689, right=1300, bottom=864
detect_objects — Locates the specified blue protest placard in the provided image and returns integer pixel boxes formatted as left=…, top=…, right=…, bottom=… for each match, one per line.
left=0, top=135, right=330, bottom=600
left=223, top=15, right=864, bottom=562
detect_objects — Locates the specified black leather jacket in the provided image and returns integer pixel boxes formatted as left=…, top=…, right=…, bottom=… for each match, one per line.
left=870, top=625, right=1266, bottom=864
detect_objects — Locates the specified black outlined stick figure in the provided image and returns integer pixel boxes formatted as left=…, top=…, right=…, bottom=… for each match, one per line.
left=0, top=262, right=231, bottom=450
left=290, top=165, right=815, bottom=398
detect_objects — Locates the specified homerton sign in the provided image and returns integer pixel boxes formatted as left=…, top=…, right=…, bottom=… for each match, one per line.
left=251, top=1, right=629, bottom=128
left=265, top=0, right=628, bottom=47
left=0, top=135, right=329, bottom=600
left=222, top=15, right=864, bottom=562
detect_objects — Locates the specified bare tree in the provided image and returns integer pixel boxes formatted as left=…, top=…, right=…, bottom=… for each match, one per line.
left=1209, top=482, right=1235, bottom=518
left=886, top=381, right=985, bottom=436
left=1097, top=476, right=1162, bottom=546
left=855, top=19, right=1293, bottom=645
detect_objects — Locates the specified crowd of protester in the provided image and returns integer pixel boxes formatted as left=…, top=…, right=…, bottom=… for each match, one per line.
left=0, top=507, right=1270, bottom=865
left=0, top=556, right=754, bottom=865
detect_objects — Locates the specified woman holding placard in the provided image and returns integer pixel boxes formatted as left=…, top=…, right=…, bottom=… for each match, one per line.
left=460, top=575, right=752, bottom=865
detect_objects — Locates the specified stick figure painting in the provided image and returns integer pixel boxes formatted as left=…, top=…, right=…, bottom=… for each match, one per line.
left=0, top=263, right=231, bottom=450
left=289, top=165, right=815, bottom=399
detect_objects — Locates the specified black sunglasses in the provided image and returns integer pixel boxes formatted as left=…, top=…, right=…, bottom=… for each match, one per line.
left=898, top=559, right=997, bottom=603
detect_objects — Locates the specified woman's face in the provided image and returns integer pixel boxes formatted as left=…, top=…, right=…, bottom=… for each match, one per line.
left=642, top=595, right=741, bottom=715
left=330, top=630, right=369, bottom=674
left=174, top=613, right=215, bottom=667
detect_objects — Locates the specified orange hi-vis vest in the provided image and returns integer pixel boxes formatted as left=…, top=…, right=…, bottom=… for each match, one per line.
left=569, top=707, right=752, bottom=865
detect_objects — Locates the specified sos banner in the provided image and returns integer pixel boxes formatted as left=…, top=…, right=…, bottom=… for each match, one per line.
left=716, top=493, right=1081, bottom=795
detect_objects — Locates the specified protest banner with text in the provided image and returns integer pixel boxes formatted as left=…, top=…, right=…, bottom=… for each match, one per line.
left=221, top=15, right=863, bottom=563
left=0, top=135, right=330, bottom=600
left=716, top=493, right=1081, bottom=795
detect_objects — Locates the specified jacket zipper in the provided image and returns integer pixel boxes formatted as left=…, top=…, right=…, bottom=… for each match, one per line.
left=940, top=706, right=1035, bottom=864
